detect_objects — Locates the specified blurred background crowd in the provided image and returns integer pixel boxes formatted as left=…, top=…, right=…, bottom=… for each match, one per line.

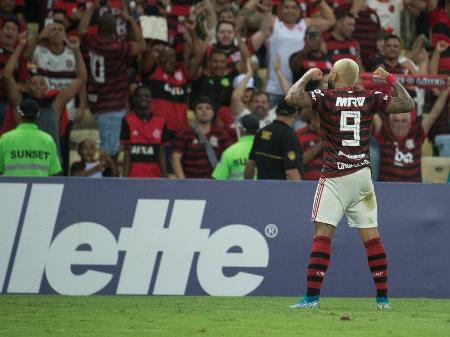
left=0, top=0, right=449, bottom=182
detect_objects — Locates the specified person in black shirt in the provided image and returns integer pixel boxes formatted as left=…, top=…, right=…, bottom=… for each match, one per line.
left=244, top=100, right=303, bottom=180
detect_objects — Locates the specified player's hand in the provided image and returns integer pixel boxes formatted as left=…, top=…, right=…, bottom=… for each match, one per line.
left=373, top=67, right=389, bottom=81
left=307, top=68, right=323, bottom=81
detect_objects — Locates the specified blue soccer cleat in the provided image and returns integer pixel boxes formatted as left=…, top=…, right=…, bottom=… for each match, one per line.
left=290, top=295, right=320, bottom=309
left=376, top=297, right=392, bottom=310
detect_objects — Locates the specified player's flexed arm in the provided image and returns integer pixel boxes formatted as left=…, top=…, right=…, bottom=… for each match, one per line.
left=373, top=67, right=415, bottom=114
left=285, top=68, right=324, bottom=108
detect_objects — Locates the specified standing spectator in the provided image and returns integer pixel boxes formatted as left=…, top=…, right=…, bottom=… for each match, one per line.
left=366, top=0, right=405, bottom=35
left=250, top=0, right=335, bottom=107
left=205, top=19, right=250, bottom=72
left=285, top=61, right=415, bottom=310
left=70, top=138, right=117, bottom=177
left=212, top=114, right=260, bottom=180
left=120, top=85, right=169, bottom=178
left=3, top=34, right=87, bottom=163
left=244, top=100, right=303, bottom=180
left=289, top=25, right=332, bottom=89
left=189, top=47, right=238, bottom=124
left=78, top=6, right=146, bottom=163
left=350, top=0, right=382, bottom=69
left=142, top=43, right=189, bottom=135
left=296, top=108, right=323, bottom=180
left=325, top=9, right=364, bottom=70
left=374, top=88, right=450, bottom=182
left=232, top=58, right=289, bottom=128
left=32, top=20, right=87, bottom=175
left=0, top=19, right=26, bottom=127
left=0, top=0, right=26, bottom=31
left=0, top=99, right=61, bottom=177
left=428, top=0, right=450, bottom=74
left=171, top=97, right=232, bottom=179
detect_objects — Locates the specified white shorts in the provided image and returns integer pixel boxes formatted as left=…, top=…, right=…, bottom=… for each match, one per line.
left=311, top=167, right=378, bottom=228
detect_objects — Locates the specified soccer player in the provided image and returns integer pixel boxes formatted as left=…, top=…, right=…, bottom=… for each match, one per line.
left=285, top=58, right=415, bottom=309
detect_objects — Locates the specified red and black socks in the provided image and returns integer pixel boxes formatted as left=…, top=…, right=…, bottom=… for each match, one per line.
left=306, top=236, right=331, bottom=297
left=364, top=237, right=388, bottom=298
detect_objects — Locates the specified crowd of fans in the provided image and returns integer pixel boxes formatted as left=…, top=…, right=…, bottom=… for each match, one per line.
left=0, top=0, right=449, bottom=182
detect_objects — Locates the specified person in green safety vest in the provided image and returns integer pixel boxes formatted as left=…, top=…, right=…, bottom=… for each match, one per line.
left=212, top=114, right=260, bottom=180
left=0, top=99, right=62, bottom=177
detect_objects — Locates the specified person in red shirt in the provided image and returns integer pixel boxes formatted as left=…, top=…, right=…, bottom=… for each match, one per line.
left=286, top=59, right=415, bottom=309
left=120, top=85, right=169, bottom=178
left=373, top=88, right=450, bottom=182
left=296, top=108, right=323, bottom=180
left=78, top=5, right=146, bottom=161
left=171, top=97, right=232, bottom=179
left=0, top=18, right=26, bottom=127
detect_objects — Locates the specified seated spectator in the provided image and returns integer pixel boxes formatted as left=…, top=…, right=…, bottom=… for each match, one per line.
left=171, top=97, right=232, bottom=179
left=3, top=34, right=87, bottom=165
left=0, top=18, right=26, bottom=127
left=325, top=9, right=364, bottom=70
left=373, top=88, right=449, bottom=182
left=289, top=25, right=332, bottom=89
left=78, top=6, right=146, bottom=163
left=296, top=108, right=323, bottom=180
left=120, top=86, right=169, bottom=178
left=70, top=139, right=117, bottom=177
left=212, top=114, right=260, bottom=180
left=0, top=99, right=61, bottom=177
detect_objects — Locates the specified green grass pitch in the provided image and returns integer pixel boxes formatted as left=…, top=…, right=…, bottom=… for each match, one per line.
left=1, top=295, right=449, bottom=337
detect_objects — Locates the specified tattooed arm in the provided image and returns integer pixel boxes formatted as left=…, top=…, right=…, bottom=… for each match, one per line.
left=373, top=67, right=415, bottom=114
left=285, top=68, right=323, bottom=108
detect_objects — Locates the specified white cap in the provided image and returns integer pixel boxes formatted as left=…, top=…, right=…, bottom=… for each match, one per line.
left=233, top=74, right=255, bottom=89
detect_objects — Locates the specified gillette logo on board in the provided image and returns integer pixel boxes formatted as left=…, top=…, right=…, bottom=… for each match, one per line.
left=0, top=184, right=269, bottom=296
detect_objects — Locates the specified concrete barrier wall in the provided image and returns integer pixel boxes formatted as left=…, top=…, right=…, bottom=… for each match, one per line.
left=0, top=178, right=448, bottom=298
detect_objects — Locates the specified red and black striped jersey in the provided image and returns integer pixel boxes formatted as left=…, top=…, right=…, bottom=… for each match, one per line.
left=307, top=88, right=391, bottom=178
left=429, top=6, right=450, bottom=73
left=81, top=33, right=131, bottom=114
left=376, top=122, right=426, bottom=182
left=143, top=65, right=189, bottom=133
left=0, top=45, right=27, bottom=102
left=296, top=125, right=323, bottom=180
left=120, top=112, right=168, bottom=178
left=172, top=126, right=232, bottom=178
left=326, top=35, right=360, bottom=63
left=428, top=98, right=450, bottom=141
left=353, top=8, right=381, bottom=67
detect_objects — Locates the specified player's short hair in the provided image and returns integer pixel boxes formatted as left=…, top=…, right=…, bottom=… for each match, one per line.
left=333, top=58, right=360, bottom=86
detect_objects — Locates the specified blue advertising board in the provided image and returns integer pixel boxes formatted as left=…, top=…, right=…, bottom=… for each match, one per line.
left=0, top=178, right=449, bottom=298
